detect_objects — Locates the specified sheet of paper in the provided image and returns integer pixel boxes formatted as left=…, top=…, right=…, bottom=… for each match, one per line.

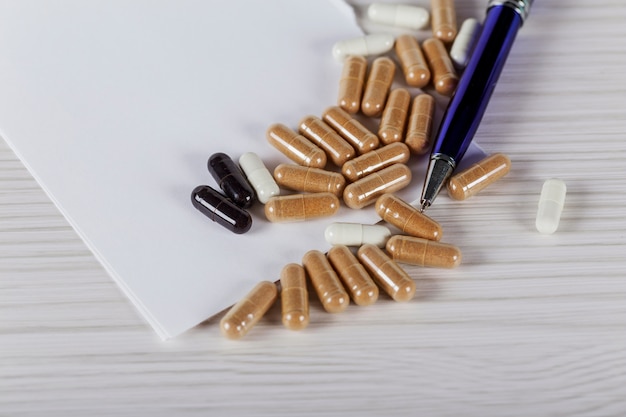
left=0, top=0, right=483, bottom=339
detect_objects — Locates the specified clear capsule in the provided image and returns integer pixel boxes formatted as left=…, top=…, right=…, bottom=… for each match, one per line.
left=357, top=244, right=416, bottom=302
left=375, top=193, right=442, bottom=241
left=274, top=164, right=346, bottom=197
left=405, top=94, right=435, bottom=155
left=422, top=38, right=458, bottom=96
left=332, top=33, right=395, bottom=62
left=266, top=123, right=327, bottom=168
left=394, top=34, right=431, bottom=88
left=447, top=153, right=511, bottom=200
left=299, top=115, right=356, bottom=166
left=536, top=179, right=567, bottom=234
left=327, top=245, right=379, bottom=306
left=239, top=152, right=280, bottom=204
left=322, top=106, right=380, bottom=154
left=324, top=222, right=391, bottom=247
left=280, top=263, right=309, bottom=331
left=386, top=235, right=461, bottom=268
left=265, top=193, right=340, bottom=223
left=220, top=281, right=278, bottom=340
left=343, top=164, right=412, bottom=210
left=342, top=142, right=411, bottom=183
left=362, top=56, right=396, bottom=118
left=367, top=3, right=429, bottom=31
left=338, top=55, right=368, bottom=114
left=378, top=88, right=411, bottom=144
left=450, top=18, right=481, bottom=70
left=430, top=0, right=457, bottom=44
left=302, top=250, right=349, bottom=313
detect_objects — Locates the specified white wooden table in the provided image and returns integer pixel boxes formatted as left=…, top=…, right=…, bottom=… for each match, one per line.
left=2, top=1, right=626, bottom=415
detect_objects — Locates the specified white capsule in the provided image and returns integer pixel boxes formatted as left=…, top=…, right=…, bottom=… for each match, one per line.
left=536, top=179, right=567, bottom=234
left=367, top=3, right=430, bottom=31
left=450, top=18, right=481, bottom=69
left=238, top=152, right=280, bottom=204
left=332, top=34, right=395, bottom=63
left=324, top=222, right=391, bottom=247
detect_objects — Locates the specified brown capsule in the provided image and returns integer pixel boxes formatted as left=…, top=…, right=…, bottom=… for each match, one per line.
left=298, top=115, right=356, bottom=166
left=302, top=250, right=349, bottom=313
left=357, top=244, right=416, bottom=302
left=322, top=106, right=380, bottom=154
left=405, top=94, right=436, bottom=155
left=266, top=123, right=327, bottom=168
left=343, top=164, right=412, bottom=209
left=422, top=38, right=458, bottom=96
left=378, top=88, right=411, bottom=144
left=265, top=193, right=340, bottom=222
left=273, top=164, right=346, bottom=197
left=280, top=263, right=309, bottom=331
left=362, top=57, right=396, bottom=117
left=394, top=34, right=431, bottom=88
left=375, top=193, right=442, bottom=241
left=386, top=235, right=462, bottom=268
left=220, top=281, right=278, bottom=340
left=447, top=153, right=512, bottom=200
left=431, top=0, right=457, bottom=44
left=341, top=142, right=410, bottom=183
left=327, top=245, right=379, bottom=306
left=337, top=55, right=368, bottom=114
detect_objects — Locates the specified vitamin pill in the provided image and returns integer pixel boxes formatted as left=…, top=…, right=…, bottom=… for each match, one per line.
left=536, top=179, right=567, bottom=234
left=238, top=152, right=280, bottom=204
left=337, top=55, right=367, bottom=114
left=342, top=142, right=410, bottom=183
left=394, top=34, right=431, bottom=88
left=220, top=281, right=278, bottom=339
left=361, top=57, right=396, bottom=118
left=208, top=152, right=255, bottom=209
left=447, top=153, right=511, bottom=200
left=273, top=164, right=346, bottom=197
left=375, top=193, right=442, bottom=241
left=191, top=185, right=252, bottom=234
left=280, top=263, right=309, bottom=331
left=450, top=18, right=481, bottom=70
left=265, top=193, right=340, bottom=222
left=266, top=123, right=327, bottom=168
left=322, top=106, right=380, bottom=154
left=430, top=0, right=457, bottom=43
left=302, top=250, right=349, bottom=313
left=324, top=222, right=391, bottom=247
left=332, top=33, right=395, bottom=63
left=378, top=88, right=411, bottom=144
left=422, top=38, right=459, bottom=96
left=367, top=3, right=429, bottom=31
left=327, top=245, right=379, bottom=306
left=299, top=115, right=355, bottom=166
left=343, top=164, right=412, bottom=210
left=405, top=94, right=436, bottom=155
left=357, top=244, right=416, bottom=302
left=386, top=235, right=461, bottom=268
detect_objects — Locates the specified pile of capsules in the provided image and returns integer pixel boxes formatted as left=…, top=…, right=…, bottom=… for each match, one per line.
left=191, top=1, right=525, bottom=339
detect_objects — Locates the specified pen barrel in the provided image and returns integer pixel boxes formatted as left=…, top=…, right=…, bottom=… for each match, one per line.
left=432, top=5, right=524, bottom=163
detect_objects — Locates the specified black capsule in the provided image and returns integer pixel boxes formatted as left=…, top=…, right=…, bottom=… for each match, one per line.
left=191, top=185, right=252, bottom=234
left=208, top=152, right=255, bottom=208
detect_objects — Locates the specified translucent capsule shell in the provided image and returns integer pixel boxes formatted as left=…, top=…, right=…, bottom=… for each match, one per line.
left=342, top=142, right=410, bottom=183
left=265, top=193, right=340, bottom=222
left=394, top=34, right=431, bottom=88
left=430, top=0, right=457, bottom=43
left=367, top=3, right=429, bottom=30
left=386, top=235, right=461, bottom=268
left=378, top=88, right=411, bottom=144
left=332, top=33, right=395, bottom=62
left=324, top=222, right=391, bottom=247
left=266, top=123, right=327, bottom=168
left=302, top=250, right=349, bottom=313
left=322, top=106, right=379, bottom=154
left=327, top=245, right=379, bottom=306
left=220, top=281, right=278, bottom=340
left=338, top=55, right=367, bottom=114
left=239, top=152, right=280, bottom=204
left=405, top=94, right=435, bottom=155
left=299, top=115, right=355, bottom=166
left=362, top=56, right=396, bottom=118
left=447, top=153, right=511, bottom=200
left=536, top=179, right=567, bottom=234
left=450, top=18, right=481, bottom=69
left=375, top=193, right=442, bottom=241
left=422, top=38, right=458, bottom=96
left=273, top=164, right=346, bottom=197
left=343, top=164, right=412, bottom=210
left=357, top=244, right=416, bottom=302
left=280, top=263, right=309, bottom=331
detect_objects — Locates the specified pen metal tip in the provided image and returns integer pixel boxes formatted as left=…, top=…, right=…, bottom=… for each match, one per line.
left=419, top=200, right=431, bottom=213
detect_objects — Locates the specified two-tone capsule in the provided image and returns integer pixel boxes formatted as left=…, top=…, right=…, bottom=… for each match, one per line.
left=327, top=245, right=379, bottom=306
left=343, top=164, right=412, bottom=209
left=299, top=115, right=355, bottom=166
left=422, top=38, right=458, bottom=96
left=266, top=123, right=327, bottom=168
left=394, top=34, right=430, bottom=88
left=447, top=153, right=511, bottom=200
left=324, top=222, right=391, bottom=247
left=322, top=106, right=380, bottom=154
left=332, top=33, right=395, bottom=62
left=357, top=244, right=415, bottom=302
left=378, top=88, right=411, bottom=144
left=405, top=94, right=436, bottom=155
left=302, top=250, right=349, bottom=313
left=208, top=152, right=255, bottom=208
left=274, top=164, right=346, bottom=197
left=342, top=142, right=411, bottom=183
left=220, top=281, right=278, bottom=339
left=362, top=56, right=396, bottom=118
left=239, top=152, right=280, bottom=204
left=386, top=235, right=461, bottom=268
left=375, top=193, right=442, bottom=241
left=265, top=193, right=340, bottom=222
left=337, top=55, right=368, bottom=114
left=280, top=263, right=309, bottom=331
left=191, top=185, right=252, bottom=234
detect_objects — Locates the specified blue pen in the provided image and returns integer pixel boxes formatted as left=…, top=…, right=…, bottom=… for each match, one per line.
left=420, top=0, right=533, bottom=210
